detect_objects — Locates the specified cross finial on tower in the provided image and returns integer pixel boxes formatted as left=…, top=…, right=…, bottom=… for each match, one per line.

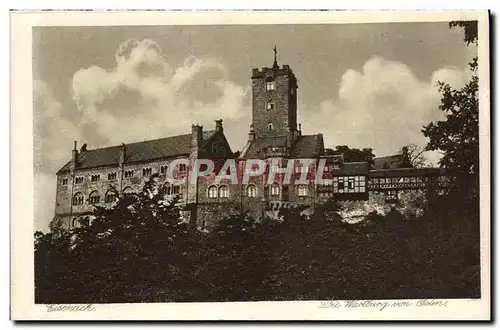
left=273, top=45, right=278, bottom=68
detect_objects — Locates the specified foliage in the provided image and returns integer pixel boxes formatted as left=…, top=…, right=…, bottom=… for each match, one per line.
left=35, top=177, right=480, bottom=303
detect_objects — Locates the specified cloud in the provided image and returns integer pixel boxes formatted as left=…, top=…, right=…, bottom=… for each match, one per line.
left=300, top=56, right=470, bottom=162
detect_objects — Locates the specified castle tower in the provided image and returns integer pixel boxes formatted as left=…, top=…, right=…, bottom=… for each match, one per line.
left=251, top=46, right=298, bottom=138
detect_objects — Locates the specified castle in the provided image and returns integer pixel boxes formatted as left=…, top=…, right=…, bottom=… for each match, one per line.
left=52, top=50, right=449, bottom=231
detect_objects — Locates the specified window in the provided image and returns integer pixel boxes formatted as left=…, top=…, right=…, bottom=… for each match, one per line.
left=89, top=191, right=100, bottom=205
left=208, top=185, right=217, bottom=199
left=72, top=192, right=84, bottom=206
left=386, top=190, right=398, bottom=202
left=266, top=101, right=274, bottom=110
left=338, top=179, right=345, bottom=190
left=246, top=185, right=257, bottom=197
left=105, top=189, right=117, bottom=203
left=72, top=218, right=78, bottom=228
left=91, top=174, right=100, bottom=182
left=271, top=183, right=280, bottom=196
left=348, top=178, right=355, bottom=190
left=268, top=123, right=274, bottom=130
left=143, top=167, right=152, bottom=176
left=164, top=183, right=171, bottom=195
left=62, top=178, right=68, bottom=185
left=332, top=164, right=341, bottom=170
left=75, top=176, right=84, bottom=184
left=108, top=172, right=117, bottom=181
left=266, top=81, right=275, bottom=91
left=160, top=165, right=167, bottom=174
left=179, top=164, right=187, bottom=172
left=124, top=170, right=134, bottom=178
left=298, top=185, right=308, bottom=196
left=172, top=185, right=180, bottom=195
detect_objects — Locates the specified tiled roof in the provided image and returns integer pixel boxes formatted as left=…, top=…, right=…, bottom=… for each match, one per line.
left=57, top=130, right=215, bottom=174
left=241, top=134, right=323, bottom=159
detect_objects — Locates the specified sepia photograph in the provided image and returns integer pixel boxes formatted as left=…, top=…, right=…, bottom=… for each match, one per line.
left=11, top=10, right=490, bottom=320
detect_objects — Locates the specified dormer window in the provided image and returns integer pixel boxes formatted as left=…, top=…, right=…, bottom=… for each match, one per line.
left=266, top=101, right=274, bottom=110
left=266, top=81, right=275, bottom=91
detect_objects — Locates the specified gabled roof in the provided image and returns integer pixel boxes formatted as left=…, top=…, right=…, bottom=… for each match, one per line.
left=241, top=134, right=323, bottom=159
left=57, top=130, right=215, bottom=174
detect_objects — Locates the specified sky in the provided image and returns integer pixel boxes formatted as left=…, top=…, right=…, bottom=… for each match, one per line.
left=33, top=22, right=477, bottom=232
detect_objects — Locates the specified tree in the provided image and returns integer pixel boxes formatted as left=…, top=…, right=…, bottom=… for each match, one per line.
left=422, top=21, right=479, bottom=196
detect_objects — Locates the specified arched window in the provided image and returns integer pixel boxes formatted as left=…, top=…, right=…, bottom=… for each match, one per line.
left=72, top=217, right=78, bottom=228
left=246, top=185, right=257, bottom=197
left=122, top=186, right=133, bottom=195
left=268, top=123, right=274, bottom=130
left=72, top=192, right=84, bottom=206
left=297, top=185, right=308, bottom=196
left=164, top=182, right=171, bottom=195
left=266, top=101, right=274, bottom=110
left=208, top=185, right=218, bottom=199
left=105, top=189, right=118, bottom=203
left=219, top=185, right=229, bottom=198
left=271, top=183, right=280, bottom=196
left=89, top=190, right=100, bottom=205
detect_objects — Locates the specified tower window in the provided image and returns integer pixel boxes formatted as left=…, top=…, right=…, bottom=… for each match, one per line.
left=266, top=81, right=275, bottom=91
left=268, top=123, right=274, bottom=130
left=266, top=101, right=274, bottom=110
left=61, top=178, right=68, bottom=185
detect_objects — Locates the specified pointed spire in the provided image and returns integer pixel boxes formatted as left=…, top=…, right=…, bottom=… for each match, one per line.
left=273, top=45, right=278, bottom=69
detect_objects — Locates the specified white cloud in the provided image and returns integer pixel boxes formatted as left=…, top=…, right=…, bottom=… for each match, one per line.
left=300, top=56, right=470, bottom=161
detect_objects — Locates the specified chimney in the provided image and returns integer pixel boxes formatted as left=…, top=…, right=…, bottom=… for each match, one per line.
left=215, top=119, right=223, bottom=133
left=119, top=143, right=126, bottom=166
left=191, top=124, right=203, bottom=148
left=70, top=140, right=78, bottom=172
left=248, top=124, right=255, bottom=142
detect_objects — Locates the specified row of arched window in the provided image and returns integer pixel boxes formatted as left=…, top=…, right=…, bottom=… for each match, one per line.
left=206, top=184, right=310, bottom=199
